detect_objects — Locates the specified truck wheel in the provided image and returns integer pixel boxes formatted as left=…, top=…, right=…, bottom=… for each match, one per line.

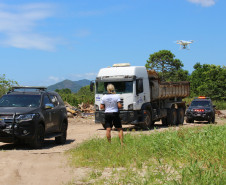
left=143, top=110, right=154, bottom=129
left=30, top=124, right=45, bottom=149
left=102, top=123, right=106, bottom=129
left=55, top=122, right=67, bottom=144
left=167, top=108, right=177, bottom=126
left=162, top=117, right=168, bottom=126
left=177, top=108, right=185, bottom=125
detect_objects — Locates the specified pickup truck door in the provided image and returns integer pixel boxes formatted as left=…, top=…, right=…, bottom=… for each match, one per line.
left=135, top=78, right=145, bottom=109
left=42, top=95, right=56, bottom=133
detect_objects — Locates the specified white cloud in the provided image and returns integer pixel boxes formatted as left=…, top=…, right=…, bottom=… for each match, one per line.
left=187, top=0, right=216, bottom=7
left=0, top=3, right=58, bottom=51
left=48, top=76, right=62, bottom=83
left=69, top=72, right=97, bottom=80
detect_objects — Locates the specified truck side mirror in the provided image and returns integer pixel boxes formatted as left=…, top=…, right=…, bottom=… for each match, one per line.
left=136, top=79, right=143, bottom=95
left=186, top=104, right=189, bottom=107
left=90, top=81, right=94, bottom=92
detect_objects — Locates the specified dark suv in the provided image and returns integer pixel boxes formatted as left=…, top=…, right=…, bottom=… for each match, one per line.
left=185, top=97, right=215, bottom=123
left=0, top=86, right=68, bottom=148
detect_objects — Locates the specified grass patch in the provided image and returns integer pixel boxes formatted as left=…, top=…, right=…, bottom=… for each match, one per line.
left=67, top=125, right=226, bottom=184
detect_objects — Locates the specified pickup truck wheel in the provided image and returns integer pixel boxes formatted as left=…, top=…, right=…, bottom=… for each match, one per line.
left=177, top=108, right=185, bottom=125
left=143, top=110, right=153, bottom=129
left=167, top=108, right=177, bottom=126
left=30, top=124, right=45, bottom=149
left=55, top=122, right=67, bottom=144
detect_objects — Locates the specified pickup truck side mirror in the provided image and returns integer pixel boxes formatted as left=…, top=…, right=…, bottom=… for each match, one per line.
left=90, top=81, right=94, bottom=92
left=213, top=105, right=216, bottom=108
left=45, top=103, right=54, bottom=109
left=186, top=104, right=190, bottom=107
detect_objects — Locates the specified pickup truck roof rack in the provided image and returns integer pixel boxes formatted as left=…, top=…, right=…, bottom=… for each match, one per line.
left=11, top=86, right=47, bottom=92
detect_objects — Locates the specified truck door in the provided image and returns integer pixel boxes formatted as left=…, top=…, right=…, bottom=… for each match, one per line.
left=135, top=79, right=145, bottom=108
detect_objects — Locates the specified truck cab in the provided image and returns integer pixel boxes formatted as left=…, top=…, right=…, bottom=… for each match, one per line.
left=94, top=64, right=150, bottom=126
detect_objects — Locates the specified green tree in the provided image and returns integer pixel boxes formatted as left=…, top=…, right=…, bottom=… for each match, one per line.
left=0, top=74, right=18, bottom=97
left=190, top=63, right=226, bottom=100
left=145, top=50, right=189, bottom=81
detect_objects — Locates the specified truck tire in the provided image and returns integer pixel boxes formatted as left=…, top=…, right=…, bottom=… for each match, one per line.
left=102, top=123, right=106, bottom=129
left=162, top=117, right=168, bottom=126
left=167, top=108, right=177, bottom=126
left=55, top=121, right=67, bottom=144
left=142, top=110, right=154, bottom=129
left=30, top=124, right=45, bottom=149
left=176, top=108, right=185, bottom=125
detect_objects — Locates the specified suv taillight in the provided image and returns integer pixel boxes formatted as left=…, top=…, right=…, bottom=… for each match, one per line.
left=194, top=109, right=205, bottom=112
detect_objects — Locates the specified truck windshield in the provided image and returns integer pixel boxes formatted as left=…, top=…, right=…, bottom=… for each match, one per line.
left=96, top=81, right=133, bottom=94
left=0, top=95, right=41, bottom=108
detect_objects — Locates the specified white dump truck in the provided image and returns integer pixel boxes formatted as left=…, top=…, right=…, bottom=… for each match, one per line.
left=91, top=63, right=190, bottom=129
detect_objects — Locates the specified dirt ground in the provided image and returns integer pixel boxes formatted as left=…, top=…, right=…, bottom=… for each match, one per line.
left=0, top=111, right=225, bottom=185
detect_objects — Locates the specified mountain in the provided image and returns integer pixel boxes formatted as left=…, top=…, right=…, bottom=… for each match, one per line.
left=47, top=79, right=91, bottom=93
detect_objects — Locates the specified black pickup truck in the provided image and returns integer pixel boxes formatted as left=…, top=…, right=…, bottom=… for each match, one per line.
left=0, top=86, right=68, bottom=149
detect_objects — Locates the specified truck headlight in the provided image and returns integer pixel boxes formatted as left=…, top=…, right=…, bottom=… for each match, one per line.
left=128, top=104, right=133, bottom=110
left=15, top=114, right=38, bottom=123
left=94, top=104, right=99, bottom=111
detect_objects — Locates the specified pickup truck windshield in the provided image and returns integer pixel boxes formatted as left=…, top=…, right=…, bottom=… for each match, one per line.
left=0, top=95, right=41, bottom=107
left=191, top=101, right=210, bottom=107
left=96, top=81, right=133, bottom=94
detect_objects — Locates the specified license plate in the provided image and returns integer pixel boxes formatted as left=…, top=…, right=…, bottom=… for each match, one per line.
left=197, top=114, right=201, bottom=116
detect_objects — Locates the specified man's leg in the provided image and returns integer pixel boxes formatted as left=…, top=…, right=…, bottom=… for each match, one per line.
left=117, top=128, right=123, bottom=145
left=106, top=127, right=111, bottom=143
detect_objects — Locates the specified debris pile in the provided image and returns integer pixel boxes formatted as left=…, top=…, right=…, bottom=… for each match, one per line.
left=215, top=110, right=226, bottom=119
left=64, top=102, right=94, bottom=118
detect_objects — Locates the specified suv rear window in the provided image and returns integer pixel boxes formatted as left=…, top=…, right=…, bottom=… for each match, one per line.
left=0, top=95, right=41, bottom=108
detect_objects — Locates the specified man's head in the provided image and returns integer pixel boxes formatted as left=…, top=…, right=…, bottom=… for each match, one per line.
left=107, top=84, right=115, bottom=94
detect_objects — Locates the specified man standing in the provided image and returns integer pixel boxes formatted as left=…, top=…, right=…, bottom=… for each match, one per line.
left=100, top=84, right=123, bottom=145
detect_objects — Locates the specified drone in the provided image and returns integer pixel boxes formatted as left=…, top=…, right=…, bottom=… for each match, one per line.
left=176, top=40, right=194, bottom=49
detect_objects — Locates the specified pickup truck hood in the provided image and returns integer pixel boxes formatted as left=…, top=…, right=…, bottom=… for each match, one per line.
left=0, top=107, right=38, bottom=115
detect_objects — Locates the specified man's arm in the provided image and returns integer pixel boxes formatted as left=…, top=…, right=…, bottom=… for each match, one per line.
left=100, top=104, right=105, bottom=110
left=117, top=102, right=122, bottom=109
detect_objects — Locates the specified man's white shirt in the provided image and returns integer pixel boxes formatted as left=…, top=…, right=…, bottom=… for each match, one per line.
left=101, top=94, right=121, bottom=113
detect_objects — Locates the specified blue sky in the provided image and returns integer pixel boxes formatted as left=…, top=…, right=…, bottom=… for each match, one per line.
left=0, top=0, right=225, bottom=86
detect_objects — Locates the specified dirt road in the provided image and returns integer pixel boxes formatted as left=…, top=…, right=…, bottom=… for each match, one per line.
left=0, top=113, right=225, bottom=185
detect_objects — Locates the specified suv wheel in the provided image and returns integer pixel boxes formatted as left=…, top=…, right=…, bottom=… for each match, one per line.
left=55, top=122, right=67, bottom=144
left=208, top=115, right=215, bottom=124
left=186, top=118, right=194, bottom=123
left=30, top=124, right=45, bottom=149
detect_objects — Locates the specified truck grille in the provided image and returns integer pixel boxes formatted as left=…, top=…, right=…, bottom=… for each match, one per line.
left=120, top=98, right=124, bottom=110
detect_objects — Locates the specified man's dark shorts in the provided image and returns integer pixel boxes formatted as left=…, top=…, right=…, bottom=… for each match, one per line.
left=105, top=112, right=122, bottom=129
